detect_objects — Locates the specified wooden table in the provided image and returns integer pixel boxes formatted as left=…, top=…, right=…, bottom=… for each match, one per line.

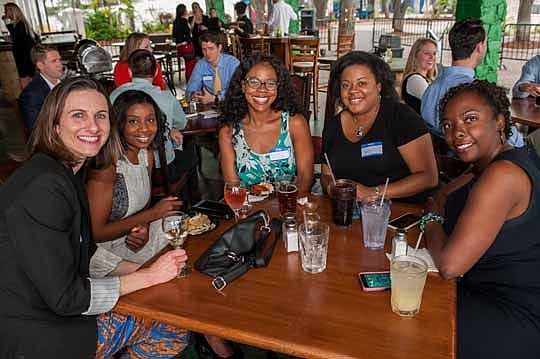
left=182, top=112, right=220, bottom=135
left=115, top=197, right=456, bottom=359
left=511, top=97, right=540, bottom=129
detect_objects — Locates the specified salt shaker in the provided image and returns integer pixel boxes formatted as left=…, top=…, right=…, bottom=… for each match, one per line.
left=391, top=229, right=408, bottom=260
left=282, top=212, right=298, bottom=252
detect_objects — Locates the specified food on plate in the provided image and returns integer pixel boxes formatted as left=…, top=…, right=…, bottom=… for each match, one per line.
left=187, top=213, right=212, bottom=232
left=250, top=182, right=274, bottom=196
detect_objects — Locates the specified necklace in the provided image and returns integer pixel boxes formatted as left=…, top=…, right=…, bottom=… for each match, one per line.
left=351, top=117, right=364, bottom=138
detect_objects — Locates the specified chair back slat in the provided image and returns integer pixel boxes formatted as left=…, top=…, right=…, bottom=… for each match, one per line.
left=337, top=34, right=354, bottom=58
left=239, top=37, right=270, bottom=61
left=288, top=37, right=320, bottom=72
left=290, top=73, right=312, bottom=114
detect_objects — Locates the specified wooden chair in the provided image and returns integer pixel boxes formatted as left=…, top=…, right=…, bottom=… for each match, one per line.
left=150, top=122, right=194, bottom=205
left=290, top=73, right=312, bottom=119
left=336, top=34, right=355, bottom=57
left=153, top=43, right=177, bottom=95
left=318, top=34, right=355, bottom=93
left=239, top=36, right=270, bottom=61
left=227, top=33, right=241, bottom=60
left=289, top=37, right=320, bottom=120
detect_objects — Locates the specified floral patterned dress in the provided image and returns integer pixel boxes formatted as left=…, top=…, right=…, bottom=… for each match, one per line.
left=234, top=111, right=296, bottom=186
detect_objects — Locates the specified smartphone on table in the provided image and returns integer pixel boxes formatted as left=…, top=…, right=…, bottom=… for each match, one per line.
left=387, top=213, right=421, bottom=231
left=358, top=271, right=391, bottom=292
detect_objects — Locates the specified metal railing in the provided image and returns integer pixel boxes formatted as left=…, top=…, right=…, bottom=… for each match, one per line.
left=372, top=17, right=454, bottom=50
left=500, top=23, right=540, bottom=64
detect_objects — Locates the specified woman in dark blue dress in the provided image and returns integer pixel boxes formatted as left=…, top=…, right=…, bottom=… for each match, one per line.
left=424, top=80, right=540, bottom=358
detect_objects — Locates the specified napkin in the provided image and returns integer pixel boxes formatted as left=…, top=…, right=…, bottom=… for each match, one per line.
left=386, top=246, right=439, bottom=272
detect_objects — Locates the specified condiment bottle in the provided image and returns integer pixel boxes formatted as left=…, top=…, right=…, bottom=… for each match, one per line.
left=385, top=47, right=393, bottom=63
left=283, top=212, right=298, bottom=252
left=391, top=229, right=408, bottom=260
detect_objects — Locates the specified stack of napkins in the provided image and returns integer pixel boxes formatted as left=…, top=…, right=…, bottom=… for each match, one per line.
left=386, top=246, right=439, bottom=272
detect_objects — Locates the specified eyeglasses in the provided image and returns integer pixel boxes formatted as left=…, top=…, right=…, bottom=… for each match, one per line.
left=244, top=77, right=279, bottom=90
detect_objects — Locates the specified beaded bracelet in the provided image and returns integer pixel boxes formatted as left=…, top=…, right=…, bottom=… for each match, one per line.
left=419, top=212, right=445, bottom=232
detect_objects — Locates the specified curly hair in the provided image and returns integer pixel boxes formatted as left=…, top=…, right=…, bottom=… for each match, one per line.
left=438, top=80, right=512, bottom=139
left=326, top=51, right=398, bottom=121
left=220, top=55, right=305, bottom=142
left=111, top=90, right=169, bottom=155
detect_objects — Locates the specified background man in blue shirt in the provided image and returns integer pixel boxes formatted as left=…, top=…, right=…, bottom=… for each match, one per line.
left=186, top=31, right=240, bottom=104
left=512, top=55, right=540, bottom=99
left=421, top=18, right=523, bottom=147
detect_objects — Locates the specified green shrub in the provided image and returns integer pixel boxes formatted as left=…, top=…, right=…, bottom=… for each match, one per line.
left=85, top=7, right=129, bottom=40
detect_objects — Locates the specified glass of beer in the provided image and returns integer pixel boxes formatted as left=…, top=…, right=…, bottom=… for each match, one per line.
left=276, top=175, right=298, bottom=216
left=390, top=255, right=428, bottom=317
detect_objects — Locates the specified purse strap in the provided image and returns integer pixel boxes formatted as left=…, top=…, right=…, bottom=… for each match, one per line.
left=211, top=213, right=282, bottom=292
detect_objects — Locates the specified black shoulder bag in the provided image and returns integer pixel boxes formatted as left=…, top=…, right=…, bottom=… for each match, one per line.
left=194, top=211, right=281, bottom=292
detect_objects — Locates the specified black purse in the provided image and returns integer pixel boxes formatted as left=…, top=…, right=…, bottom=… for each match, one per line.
left=194, top=210, right=282, bottom=292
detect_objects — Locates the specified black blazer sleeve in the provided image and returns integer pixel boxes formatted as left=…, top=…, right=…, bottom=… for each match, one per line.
left=173, top=18, right=192, bottom=44
left=18, top=76, right=50, bottom=130
left=5, top=171, right=92, bottom=316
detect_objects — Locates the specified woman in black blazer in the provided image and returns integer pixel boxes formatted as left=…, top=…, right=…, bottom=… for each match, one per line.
left=0, top=77, right=189, bottom=359
left=2, top=2, right=38, bottom=89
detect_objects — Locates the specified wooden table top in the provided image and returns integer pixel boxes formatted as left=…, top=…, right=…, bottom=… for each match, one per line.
left=180, top=102, right=220, bottom=135
left=511, top=97, right=540, bottom=129
left=115, top=197, right=456, bottom=359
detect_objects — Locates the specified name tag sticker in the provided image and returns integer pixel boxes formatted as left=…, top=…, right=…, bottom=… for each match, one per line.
left=203, top=75, right=213, bottom=82
left=268, top=147, right=290, bottom=161
left=361, top=141, right=383, bottom=158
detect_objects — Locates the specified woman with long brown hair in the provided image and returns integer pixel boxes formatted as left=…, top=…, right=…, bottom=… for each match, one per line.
left=2, top=2, right=39, bottom=89
left=0, top=77, right=189, bottom=358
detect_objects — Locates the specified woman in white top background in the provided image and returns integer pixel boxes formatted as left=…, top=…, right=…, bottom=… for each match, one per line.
left=401, top=38, right=438, bottom=114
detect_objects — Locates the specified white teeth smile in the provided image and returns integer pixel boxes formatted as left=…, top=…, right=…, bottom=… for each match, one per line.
left=253, top=97, right=269, bottom=104
left=78, top=136, right=99, bottom=143
left=350, top=98, right=362, bottom=104
left=456, top=143, right=473, bottom=150
left=135, top=136, right=151, bottom=142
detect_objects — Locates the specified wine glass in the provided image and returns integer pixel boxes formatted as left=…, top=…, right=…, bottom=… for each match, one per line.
left=162, top=211, right=191, bottom=278
left=224, top=181, right=247, bottom=220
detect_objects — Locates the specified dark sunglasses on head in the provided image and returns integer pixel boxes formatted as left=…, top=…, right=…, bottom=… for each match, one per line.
left=244, top=77, right=279, bottom=90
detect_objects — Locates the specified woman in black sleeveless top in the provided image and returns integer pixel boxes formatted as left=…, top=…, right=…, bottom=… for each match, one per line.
left=401, top=38, right=437, bottom=114
left=424, top=80, right=540, bottom=358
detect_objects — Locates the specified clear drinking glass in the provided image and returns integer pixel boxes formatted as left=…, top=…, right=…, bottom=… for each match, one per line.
left=390, top=255, right=428, bottom=317
left=298, top=222, right=330, bottom=273
left=162, top=211, right=191, bottom=278
left=224, top=181, right=247, bottom=220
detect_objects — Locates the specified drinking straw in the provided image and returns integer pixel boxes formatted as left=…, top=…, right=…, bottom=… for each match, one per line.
left=379, top=178, right=389, bottom=207
left=414, top=232, right=423, bottom=251
left=324, top=152, right=337, bottom=186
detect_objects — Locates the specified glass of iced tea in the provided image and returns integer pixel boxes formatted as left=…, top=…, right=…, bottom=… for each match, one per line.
left=162, top=211, right=191, bottom=278
left=224, top=181, right=247, bottom=220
